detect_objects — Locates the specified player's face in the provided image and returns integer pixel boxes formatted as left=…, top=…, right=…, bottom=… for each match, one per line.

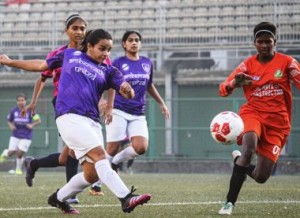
left=123, top=33, right=141, bottom=54
left=87, top=39, right=112, bottom=63
left=17, top=97, right=26, bottom=109
left=65, top=20, right=87, bottom=45
left=254, top=34, right=276, bottom=58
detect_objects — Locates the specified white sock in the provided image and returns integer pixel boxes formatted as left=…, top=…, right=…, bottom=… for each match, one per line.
left=89, top=152, right=114, bottom=188
left=1, top=149, right=8, bottom=157
left=95, top=159, right=129, bottom=198
left=112, top=146, right=138, bottom=165
left=57, top=172, right=91, bottom=202
left=16, top=157, right=24, bottom=170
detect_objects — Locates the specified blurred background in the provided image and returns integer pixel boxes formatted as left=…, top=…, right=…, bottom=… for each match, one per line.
left=0, top=0, right=300, bottom=173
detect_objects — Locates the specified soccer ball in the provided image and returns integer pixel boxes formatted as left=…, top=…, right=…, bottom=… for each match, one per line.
left=210, top=111, right=244, bottom=145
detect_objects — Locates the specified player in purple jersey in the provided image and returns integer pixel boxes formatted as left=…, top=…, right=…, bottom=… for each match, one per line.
left=0, top=29, right=151, bottom=215
left=17, top=14, right=103, bottom=203
left=105, top=30, right=170, bottom=171
left=0, top=94, right=41, bottom=175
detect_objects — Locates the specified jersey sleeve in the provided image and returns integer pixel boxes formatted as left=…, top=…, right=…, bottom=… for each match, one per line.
left=6, top=110, right=14, bottom=122
left=107, top=66, right=125, bottom=92
left=46, top=49, right=65, bottom=70
left=219, top=62, right=248, bottom=97
left=288, top=58, right=300, bottom=89
left=148, top=62, right=153, bottom=85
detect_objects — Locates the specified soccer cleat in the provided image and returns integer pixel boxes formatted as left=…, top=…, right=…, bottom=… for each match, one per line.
left=15, top=169, right=23, bottom=175
left=66, top=196, right=80, bottom=204
left=218, top=202, right=234, bottom=215
left=120, top=186, right=151, bottom=213
left=48, top=189, right=80, bottom=214
left=89, top=184, right=104, bottom=196
left=24, top=156, right=36, bottom=187
left=232, top=150, right=241, bottom=163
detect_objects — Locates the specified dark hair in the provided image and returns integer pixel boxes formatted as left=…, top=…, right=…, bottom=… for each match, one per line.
left=80, top=29, right=112, bottom=52
left=253, top=22, right=276, bottom=40
left=122, top=30, right=142, bottom=43
left=16, top=93, right=26, bottom=100
left=65, top=14, right=87, bottom=29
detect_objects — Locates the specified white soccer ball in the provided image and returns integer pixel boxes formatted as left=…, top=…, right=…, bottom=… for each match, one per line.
left=210, top=111, right=244, bottom=145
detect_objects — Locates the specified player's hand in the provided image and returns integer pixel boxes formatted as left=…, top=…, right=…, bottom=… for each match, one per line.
left=234, top=73, right=252, bottom=87
left=0, top=54, right=13, bottom=66
left=160, top=104, right=170, bottom=119
left=104, top=105, right=113, bottom=125
left=119, top=82, right=135, bottom=99
left=26, top=123, right=33, bottom=129
left=21, top=103, right=36, bottom=117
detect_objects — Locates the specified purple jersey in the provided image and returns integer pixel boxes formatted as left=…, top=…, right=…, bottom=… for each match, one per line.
left=113, top=56, right=153, bottom=115
left=46, top=48, right=125, bottom=122
left=7, top=107, right=34, bottom=139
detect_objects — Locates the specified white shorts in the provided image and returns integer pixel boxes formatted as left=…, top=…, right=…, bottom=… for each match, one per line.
left=106, top=109, right=148, bottom=142
left=8, top=136, right=32, bottom=152
left=56, top=114, right=104, bottom=160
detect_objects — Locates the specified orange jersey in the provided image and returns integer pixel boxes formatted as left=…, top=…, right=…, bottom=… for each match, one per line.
left=219, top=52, right=300, bottom=134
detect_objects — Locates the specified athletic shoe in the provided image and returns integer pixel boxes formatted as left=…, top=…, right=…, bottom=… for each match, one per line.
left=24, top=156, right=36, bottom=187
left=89, top=184, right=104, bottom=196
left=15, top=169, right=23, bottom=175
left=232, top=150, right=241, bottom=163
left=48, top=189, right=79, bottom=214
left=218, top=202, right=234, bottom=215
left=120, top=186, right=151, bottom=213
left=66, top=196, right=80, bottom=204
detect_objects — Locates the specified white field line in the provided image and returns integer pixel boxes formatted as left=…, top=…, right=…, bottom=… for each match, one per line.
left=0, top=200, right=299, bottom=212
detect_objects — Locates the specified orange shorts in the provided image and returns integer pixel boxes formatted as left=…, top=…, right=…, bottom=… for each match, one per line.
left=239, top=115, right=288, bottom=163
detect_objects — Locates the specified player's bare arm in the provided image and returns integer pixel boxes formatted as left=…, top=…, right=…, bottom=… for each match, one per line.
left=0, top=54, right=48, bottom=72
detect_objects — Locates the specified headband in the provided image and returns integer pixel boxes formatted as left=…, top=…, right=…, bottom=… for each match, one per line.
left=254, top=30, right=276, bottom=39
left=65, top=14, right=82, bottom=26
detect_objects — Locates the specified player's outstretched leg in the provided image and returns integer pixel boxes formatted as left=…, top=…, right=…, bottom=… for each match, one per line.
left=24, top=153, right=61, bottom=187
left=219, top=150, right=246, bottom=215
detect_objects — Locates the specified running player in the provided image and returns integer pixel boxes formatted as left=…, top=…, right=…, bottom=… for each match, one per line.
left=218, top=22, right=300, bottom=215
left=20, top=14, right=105, bottom=202
left=0, top=29, right=151, bottom=215
left=105, top=30, right=170, bottom=170
left=0, top=93, right=41, bottom=175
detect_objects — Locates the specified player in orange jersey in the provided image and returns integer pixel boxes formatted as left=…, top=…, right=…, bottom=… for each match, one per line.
left=218, top=22, right=300, bottom=215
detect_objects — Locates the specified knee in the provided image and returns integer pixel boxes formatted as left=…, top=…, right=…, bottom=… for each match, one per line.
left=254, top=175, right=269, bottom=184
left=253, top=171, right=270, bottom=184
left=134, top=145, right=147, bottom=155
left=107, top=143, right=121, bottom=156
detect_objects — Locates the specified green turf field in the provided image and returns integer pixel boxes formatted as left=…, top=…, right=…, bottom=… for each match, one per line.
left=0, top=172, right=299, bottom=217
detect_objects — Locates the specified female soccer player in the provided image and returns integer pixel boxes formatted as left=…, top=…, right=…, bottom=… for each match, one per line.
left=218, top=22, right=300, bottom=215
left=105, top=30, right=170, bottom=170
left=0, top=29, right=151, bottom=215
left=21, top=14, right=106, bottom=201
left=0, top=93, right=41, bottom=175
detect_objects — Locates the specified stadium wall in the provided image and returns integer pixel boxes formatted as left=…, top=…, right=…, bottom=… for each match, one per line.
left=1, top=84, right=300, bottom=162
